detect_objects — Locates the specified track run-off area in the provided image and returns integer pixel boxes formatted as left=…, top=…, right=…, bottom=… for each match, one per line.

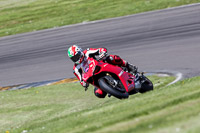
left=0, top=4, right=200, bottom=89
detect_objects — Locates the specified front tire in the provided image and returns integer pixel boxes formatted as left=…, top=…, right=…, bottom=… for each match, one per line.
left=98, top=76, right=129, bottom=99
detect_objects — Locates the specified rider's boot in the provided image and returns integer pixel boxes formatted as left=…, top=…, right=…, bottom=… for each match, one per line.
left=126, top=63, right=138, bottom=74
left=105, top=55, right=138, bottom=74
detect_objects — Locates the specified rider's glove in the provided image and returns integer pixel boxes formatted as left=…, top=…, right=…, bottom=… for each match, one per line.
left=81, top=80, right=89, bottom=91
left=99, top=51, right=107, bottom=59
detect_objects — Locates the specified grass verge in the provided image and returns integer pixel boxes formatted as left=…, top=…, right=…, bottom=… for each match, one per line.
left=2, top=75, right=200, bottom=133
left=0, top=0, right=200, bottom=37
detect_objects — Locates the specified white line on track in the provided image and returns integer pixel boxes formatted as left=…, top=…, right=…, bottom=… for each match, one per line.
left=145, top=70, right=183, bottom=86
left=167, top=72, right=183, bottom=86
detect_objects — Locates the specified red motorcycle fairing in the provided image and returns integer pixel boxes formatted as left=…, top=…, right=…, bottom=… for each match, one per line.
left=82, top=58, right=135, bottom=93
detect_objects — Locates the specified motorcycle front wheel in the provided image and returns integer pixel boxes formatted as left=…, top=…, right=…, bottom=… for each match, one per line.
left=98, top=76, right=129, bottom=99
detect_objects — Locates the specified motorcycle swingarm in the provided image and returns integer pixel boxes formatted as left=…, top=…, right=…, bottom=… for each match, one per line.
left=104, top=75, right=118, bottom=88
left=104, top=76, right=125, bottom=92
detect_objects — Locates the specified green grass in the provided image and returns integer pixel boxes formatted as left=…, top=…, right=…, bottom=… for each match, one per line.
left=2, top=75, right=200, bottom=133
left=0, top=0, right=200, bottom=37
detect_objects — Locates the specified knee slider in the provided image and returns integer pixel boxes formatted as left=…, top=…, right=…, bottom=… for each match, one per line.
left=114, top=55, right=122, bottom=62
left=94, top=87, right=107, bottom=98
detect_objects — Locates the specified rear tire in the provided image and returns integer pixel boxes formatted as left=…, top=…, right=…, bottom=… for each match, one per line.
left=98, top=76, right=129, bottom=99
left=139, top=76, right=153, bottom=93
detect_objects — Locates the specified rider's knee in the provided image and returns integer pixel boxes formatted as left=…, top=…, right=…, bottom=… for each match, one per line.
left=94, top=87, right=107, bottom=98
left=106, top=55, right=124, bottom=66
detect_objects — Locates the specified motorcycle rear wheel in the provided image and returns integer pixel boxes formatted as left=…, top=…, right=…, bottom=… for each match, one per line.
left=139, top=76, right=153, bottom=93
left=99, top=76, right=129, bottom=99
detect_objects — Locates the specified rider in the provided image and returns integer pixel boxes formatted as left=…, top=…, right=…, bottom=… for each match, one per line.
left=68, top=45, right=137, bottom=98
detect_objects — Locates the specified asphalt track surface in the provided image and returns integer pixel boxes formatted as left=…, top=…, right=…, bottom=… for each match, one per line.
left=0, top=4, right=200, bottom=87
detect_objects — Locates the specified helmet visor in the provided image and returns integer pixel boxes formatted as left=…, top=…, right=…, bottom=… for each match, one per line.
left=70, top=51, right=82, bottom=63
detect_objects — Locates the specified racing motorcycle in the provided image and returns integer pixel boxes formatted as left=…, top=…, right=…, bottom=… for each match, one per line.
left=81, top=57, right=153, bottom=99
